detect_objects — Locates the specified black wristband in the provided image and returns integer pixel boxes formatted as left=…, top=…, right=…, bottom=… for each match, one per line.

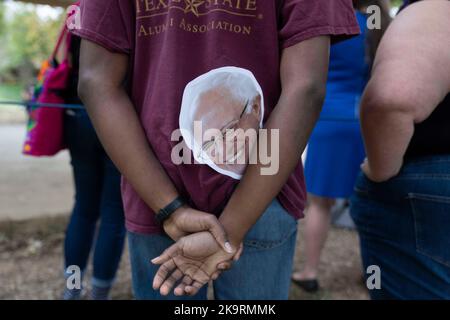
left=156, top=196, right=186, bottom=225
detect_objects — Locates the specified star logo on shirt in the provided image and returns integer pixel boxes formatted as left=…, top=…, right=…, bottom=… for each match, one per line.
left=184, top=0, right=204, bottom=17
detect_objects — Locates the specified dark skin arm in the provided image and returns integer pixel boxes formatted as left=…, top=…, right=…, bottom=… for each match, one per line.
left=220, top=36, right=330, bottom=248
left=77, top=40, right=234, bottom=253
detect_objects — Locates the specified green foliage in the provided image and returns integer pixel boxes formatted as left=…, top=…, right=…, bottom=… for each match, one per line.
left=0, top=3, right=64, bottom=84
left=0, top=3, right=5, bottom=33
left=0, top=2, right=6, bottom=44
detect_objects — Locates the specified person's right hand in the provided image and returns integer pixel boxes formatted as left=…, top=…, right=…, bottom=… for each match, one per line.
left=163, top=206, right=234, bottom=254
left=152, top=231, right=243, bottom=296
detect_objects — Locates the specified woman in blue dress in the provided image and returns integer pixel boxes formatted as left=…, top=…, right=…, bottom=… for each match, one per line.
left=292, top=0, right=391, bottom=292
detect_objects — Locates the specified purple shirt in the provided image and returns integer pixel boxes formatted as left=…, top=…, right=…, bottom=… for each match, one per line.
left=74, top=0, right=360, bottom=234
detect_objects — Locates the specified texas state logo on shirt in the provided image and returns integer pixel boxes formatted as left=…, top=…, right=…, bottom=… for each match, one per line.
left=136, top=0, right=264, bottom=38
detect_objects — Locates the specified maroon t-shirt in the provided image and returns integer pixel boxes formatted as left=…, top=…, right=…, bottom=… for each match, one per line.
left=74, top=0, right=360, bottom=234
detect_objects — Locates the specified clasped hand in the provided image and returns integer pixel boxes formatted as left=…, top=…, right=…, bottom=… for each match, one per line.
left=151, top=207, right=243, bottom=296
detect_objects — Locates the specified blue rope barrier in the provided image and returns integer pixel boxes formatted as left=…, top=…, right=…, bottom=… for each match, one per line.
left=0, top=100, right=84, bottom=110
left=0, top=100, right=360, bottom=122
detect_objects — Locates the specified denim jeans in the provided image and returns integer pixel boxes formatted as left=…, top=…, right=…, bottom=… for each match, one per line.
left=350, top=155, right=450, bottom=299
left=128, top=200, right=298, bottom=300
left=63, top=110, right=126, bottom=287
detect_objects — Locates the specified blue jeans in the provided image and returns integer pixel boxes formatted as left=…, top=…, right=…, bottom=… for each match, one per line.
left=350, top=155, right=450, bottom=300
left=63, top=110, right=126, bottom=287
left=128, top=200, right=298, bottom=300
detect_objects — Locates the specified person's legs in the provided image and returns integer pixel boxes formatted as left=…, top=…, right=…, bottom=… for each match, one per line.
left=91, top=155, right=126, bottom=300
left=128, top=232, right=208, bottom=300
left=292, top=194, right=334, bottom=285
left=351, top=157, right=450, bottom=299
left=213, top=200, right=298, bottom=300
left=63, top=111, right=102, bottom=299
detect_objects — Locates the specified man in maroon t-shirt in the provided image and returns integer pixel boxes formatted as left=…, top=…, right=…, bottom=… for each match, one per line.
left=75, top=0, right=359, bottom=299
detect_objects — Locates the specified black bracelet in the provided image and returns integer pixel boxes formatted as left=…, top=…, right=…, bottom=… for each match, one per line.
left=156, top=196, right=186, bottom=225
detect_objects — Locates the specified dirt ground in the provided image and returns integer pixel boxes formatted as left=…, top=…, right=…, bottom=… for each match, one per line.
left=0, top=110, right=368, bottom=300
left=0, top=215, right=369, bottom=300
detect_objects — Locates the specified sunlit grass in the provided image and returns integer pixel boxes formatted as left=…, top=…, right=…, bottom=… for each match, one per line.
left=0, top=84, right=22, bottom=101
left=0, top=84, right=23, bottom=108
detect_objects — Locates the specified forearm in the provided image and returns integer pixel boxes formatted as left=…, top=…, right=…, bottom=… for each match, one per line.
left=218, top=37, right=330, bottom=247
left=361, top=107, right=414, bottom=181
left=79, top=83, right=179, bottom=212
left=220, top=87, right=324, bottom=246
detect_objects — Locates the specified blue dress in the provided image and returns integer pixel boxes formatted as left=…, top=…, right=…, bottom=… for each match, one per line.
left=305, top=12, right=368, bottom=198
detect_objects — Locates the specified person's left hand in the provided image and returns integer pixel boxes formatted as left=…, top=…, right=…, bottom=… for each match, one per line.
left=151, top=231, right=243, bottom=296
left=162, top=206, right=234, bottom=254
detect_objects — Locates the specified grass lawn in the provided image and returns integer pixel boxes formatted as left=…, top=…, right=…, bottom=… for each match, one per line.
left=0, top=84, right=23, bottom=107
left=0, top=84, right=23, bottom=100
left=0, top=84, right=27, bottom=123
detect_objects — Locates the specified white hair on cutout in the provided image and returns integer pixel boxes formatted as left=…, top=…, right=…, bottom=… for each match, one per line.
left=191, top=71, right=259, bottom=115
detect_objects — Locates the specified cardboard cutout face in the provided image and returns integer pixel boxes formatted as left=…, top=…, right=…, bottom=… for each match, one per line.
left=180, top=67, right=264, bottom=179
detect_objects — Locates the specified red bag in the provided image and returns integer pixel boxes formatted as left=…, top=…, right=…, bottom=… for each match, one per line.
left=23, top=25, right=72, bottom=157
